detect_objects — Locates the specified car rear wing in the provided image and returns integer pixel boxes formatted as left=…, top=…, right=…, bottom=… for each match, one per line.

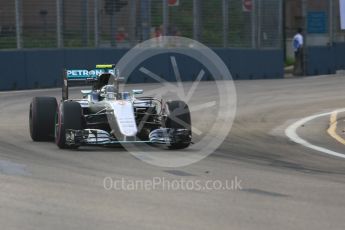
left=62, top=64, right=120, bottom=100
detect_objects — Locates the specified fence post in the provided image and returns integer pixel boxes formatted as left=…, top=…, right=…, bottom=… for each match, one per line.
left=302, top=0, right=308, bottom=76
left=82, top=0, right=89, bottom=47
left=162, top=0, right=168, bottom=36
left=193, top=0, right=201, bottom=41
left=15, top=0, right=23, bottom=49
left=141, top=0, right=151, bottom=41
left=129, top=0, right=137, bottom=45
left=279, top=0, right=287, bottom=59
left=110, top=12, right=116, bottom=46
left=222, top=0, right=229, bottom=47
left=251, top=0, right=256, bottom=48
left=329, top=0, right=334, bottom=45
left=94, top=0, right=99, bottom=47
left=56, top=0, right=63, bottom=48
left=257, top=0, right=262, bottom=48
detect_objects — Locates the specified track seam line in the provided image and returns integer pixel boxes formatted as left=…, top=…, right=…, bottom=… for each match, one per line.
left=327, top=111, right=345, bottom=145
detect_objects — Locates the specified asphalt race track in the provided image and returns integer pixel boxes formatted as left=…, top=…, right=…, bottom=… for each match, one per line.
left=1, top=75, right=345, bottom=230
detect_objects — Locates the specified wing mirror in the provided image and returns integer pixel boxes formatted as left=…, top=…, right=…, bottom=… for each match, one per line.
left=81, top=90, right=92, bottom=98
left=132, top=89, right=144, bottom=95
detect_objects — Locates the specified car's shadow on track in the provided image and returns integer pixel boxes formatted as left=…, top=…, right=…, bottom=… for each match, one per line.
left=66, top=145, right=128, bottom=152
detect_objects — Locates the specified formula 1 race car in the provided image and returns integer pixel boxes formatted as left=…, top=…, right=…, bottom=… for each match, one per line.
left=29, top=65, right=192, bottom=149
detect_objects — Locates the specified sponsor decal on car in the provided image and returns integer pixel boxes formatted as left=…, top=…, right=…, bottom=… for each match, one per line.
left=66, top=69, right=119, bottom=80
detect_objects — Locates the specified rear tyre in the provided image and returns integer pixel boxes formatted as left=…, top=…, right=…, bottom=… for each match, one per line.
left=163, top=100, right=192, bottom=149
left=55, top=101, right=83, bottom=149
left=29, top=97, right=57, bottom=141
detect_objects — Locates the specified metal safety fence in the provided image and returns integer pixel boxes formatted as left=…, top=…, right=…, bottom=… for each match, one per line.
left=0, top=0, right=283, bottom=49
left=285, top=0, right=345, bottom=46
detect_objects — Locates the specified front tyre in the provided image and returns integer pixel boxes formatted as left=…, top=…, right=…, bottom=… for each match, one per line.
left=29, top=97, right=57, bottom=141
left=163, top=100, right=192, bottom=149
left=55, top=101, right=83, bottom=149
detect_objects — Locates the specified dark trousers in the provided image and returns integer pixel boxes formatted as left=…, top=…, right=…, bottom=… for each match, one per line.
left=293, top=48, right=304, bottom=76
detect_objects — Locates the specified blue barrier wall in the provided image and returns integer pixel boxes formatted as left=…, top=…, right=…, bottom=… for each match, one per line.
left=306, top=42, right=345, bottom=76
left=334, top=43, right=345, bottom=70
left=0, top=48, right=284, bottom=90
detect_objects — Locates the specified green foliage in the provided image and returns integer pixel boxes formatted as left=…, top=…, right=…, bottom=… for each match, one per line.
left=63, top=31, right=91, bottom=48
left=0, top=0, right=256, bottom=49
left=285, top=56, right=295, bottom=67
left=151, top=0, right=163, bottom=28
left=170, top=0, right=193, bottom=38
left=22, top=33, right=56, bottom=48
left=228, top=0, right=251, bottom=47
left=0, top=37, right=16, bottom=49
left=201, top=0, right=222, bottom=46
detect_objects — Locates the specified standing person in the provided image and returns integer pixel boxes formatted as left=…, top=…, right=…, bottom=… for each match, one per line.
left=154, top=25, right=163, bottom=47
left=293, top=28, right=304, bottom=76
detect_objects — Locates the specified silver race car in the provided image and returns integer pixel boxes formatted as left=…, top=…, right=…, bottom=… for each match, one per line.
left=29, top=65, right=192, bottom=149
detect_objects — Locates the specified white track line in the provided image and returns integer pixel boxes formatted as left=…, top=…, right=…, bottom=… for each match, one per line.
left=285, top=109, right=345, bottom=159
